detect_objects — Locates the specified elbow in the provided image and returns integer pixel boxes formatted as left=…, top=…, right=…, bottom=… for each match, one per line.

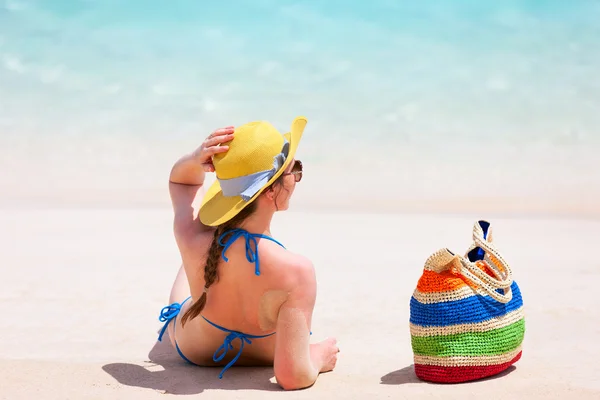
left=275, top=370, right=317, bottom=391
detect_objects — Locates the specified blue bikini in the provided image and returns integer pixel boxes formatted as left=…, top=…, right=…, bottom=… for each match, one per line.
left=157, top=228, right=286, bottom=379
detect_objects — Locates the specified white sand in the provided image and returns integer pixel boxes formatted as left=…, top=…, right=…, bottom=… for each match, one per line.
left=1, top=208, right=599, bottom=399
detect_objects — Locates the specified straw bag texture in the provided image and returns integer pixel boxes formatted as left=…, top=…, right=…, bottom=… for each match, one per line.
left=409, top=220, right=524, bottom=383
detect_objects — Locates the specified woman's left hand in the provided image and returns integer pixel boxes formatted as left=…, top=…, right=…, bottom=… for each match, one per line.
left=195, top=126, right=235, bottom=172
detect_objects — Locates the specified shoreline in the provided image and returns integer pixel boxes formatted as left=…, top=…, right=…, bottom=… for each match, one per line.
left=1, top=197, right=597, bottom=220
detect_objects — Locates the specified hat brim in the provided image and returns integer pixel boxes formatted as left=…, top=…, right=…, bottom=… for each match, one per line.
left=198, top=116, right=307, bottom=227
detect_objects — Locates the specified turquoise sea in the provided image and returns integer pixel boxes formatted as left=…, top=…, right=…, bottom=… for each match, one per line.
left=1, top=1, right=599, bottom=211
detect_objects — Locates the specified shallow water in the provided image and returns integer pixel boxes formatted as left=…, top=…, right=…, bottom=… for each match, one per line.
left=1, top=1, right=599, bottom=210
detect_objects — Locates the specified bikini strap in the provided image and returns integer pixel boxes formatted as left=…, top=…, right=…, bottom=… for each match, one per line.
left=157, top=296, right=192, bottom=342
left=202, top=316, right=275, bottom=379
left=218, top=228, right=286, bottom=276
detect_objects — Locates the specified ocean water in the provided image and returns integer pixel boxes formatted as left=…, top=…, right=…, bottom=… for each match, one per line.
left=1, top=0, right=599, bottom=212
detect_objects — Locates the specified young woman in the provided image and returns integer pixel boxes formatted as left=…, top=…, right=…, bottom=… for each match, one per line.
left=157, top=116, right=339, bottom=390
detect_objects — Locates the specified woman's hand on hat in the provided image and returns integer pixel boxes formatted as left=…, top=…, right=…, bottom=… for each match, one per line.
left=196, top=126, right=235, bottom=172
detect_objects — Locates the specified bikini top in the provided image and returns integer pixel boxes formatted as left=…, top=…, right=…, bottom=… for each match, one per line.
left=218, top=228, right=286, bottom=276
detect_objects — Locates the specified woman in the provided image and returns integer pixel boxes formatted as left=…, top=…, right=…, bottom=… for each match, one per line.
left=157, top=116, right=339, bottom=390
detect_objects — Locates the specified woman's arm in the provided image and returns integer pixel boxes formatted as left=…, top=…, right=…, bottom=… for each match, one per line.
left=273, top=256, right=339, bottom=390
left=169, top=127, right=234, bottom=236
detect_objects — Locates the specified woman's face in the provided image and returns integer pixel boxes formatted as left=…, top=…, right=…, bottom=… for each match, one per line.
left=273, top=159, right=303, bottom=211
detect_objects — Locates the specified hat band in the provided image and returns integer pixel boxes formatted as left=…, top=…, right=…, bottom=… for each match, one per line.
left=218, top=139, right=290, bottom=201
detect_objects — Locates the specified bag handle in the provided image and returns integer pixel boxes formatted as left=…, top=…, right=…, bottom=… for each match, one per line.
left=455, top=255, right=513, bottom=303
left=458, top=222, right=513, bottom=303
left=464, top=223, right=513, bottom=289
left=424, top=221, right=514, bottom=304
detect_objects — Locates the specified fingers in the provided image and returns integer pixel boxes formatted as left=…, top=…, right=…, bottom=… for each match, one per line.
left=204, top=145, right=229, bottom=156
left=208, top=126, right=235, bottom=138
left=325, top=337, right=340, bottom=353
left=199, top=126, right=234, bottom=172
left=204, top=133, right=234, bottom=148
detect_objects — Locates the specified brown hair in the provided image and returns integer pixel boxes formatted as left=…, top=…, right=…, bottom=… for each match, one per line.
left=180, top=176, right=286, bottom=327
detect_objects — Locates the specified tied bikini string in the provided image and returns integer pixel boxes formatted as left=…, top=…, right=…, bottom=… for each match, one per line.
left=218, top=228, right=286, bottom=276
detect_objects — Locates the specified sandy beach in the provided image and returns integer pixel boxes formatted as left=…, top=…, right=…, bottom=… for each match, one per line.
left=1, top=208, right=599, bottom=399
left=3, top=1, right=600, bottom=399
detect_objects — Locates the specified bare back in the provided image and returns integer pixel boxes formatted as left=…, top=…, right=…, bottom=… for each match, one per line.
left=171, top=227, right=313, bottom=367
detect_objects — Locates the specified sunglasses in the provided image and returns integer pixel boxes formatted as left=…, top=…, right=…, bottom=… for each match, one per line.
left=283, top=160, right=303, bottom=182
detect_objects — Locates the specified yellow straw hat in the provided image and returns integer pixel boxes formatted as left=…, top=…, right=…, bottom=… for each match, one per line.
left=199, top=116, right=307, bottom=226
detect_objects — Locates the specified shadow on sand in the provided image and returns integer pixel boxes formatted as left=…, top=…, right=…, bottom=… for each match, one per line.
left=102, top=332, right=280, bottom=395
left=380, top=364, right=517, bottom=385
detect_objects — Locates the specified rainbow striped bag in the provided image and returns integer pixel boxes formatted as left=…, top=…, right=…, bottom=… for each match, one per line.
left=409, top=220, right=524, bottom=383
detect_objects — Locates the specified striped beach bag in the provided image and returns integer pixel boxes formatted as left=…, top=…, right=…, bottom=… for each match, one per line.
left=409, top=220, right=524, bottom=383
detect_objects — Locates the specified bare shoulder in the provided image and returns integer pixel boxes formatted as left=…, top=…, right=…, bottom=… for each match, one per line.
left=264, top=243, right=316, bottom=290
